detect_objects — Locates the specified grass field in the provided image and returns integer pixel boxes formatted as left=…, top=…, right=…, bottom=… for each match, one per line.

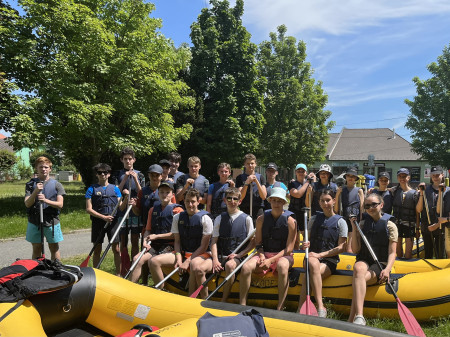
left=1, top=181, right=449, bottom=335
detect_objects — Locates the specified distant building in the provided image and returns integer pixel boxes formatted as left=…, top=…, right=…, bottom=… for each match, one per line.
left=311, top=128, right=431, bottom=185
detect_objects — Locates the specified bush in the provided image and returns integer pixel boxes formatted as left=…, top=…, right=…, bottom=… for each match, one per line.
left=16, top=161, right=33, bottom=180
left=0, top=150, right=17, bottom=180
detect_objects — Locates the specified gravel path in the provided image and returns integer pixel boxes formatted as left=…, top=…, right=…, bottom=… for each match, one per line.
left=0, top=229, right=96, bottom=267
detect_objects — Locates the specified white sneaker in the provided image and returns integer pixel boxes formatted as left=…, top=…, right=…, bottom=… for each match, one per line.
left=318, top=308, right=327, bottom=318
left=353, top=315, right=366, bottom=325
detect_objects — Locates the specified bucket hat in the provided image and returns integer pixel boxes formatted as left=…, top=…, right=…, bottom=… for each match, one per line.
left=316, top=164, right=333, bottom=179
left=343, top=167, right=359, bottom=181
left=267, top=187, right=288, bottom=203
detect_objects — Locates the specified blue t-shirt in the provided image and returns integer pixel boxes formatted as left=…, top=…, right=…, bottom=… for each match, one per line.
left=85, top=185, right=122, bottom=199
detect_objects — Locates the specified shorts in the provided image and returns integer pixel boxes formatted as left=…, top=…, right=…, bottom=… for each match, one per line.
left=26, top=222, right=64, bottom=244
left=319, top=258, right=337, bottom=274
left=356, top=260, right=386, bottom=279
left=148, top=244, right=173, bottom=256
left=396, top=221, right=416, bottom=238
left=181, top=252, right=212, bottom=260
left=118, top=216, right=142, bottom=235
left=253, top=252, right=294, bottom=275
left=91, top=218, right=120, bottom=244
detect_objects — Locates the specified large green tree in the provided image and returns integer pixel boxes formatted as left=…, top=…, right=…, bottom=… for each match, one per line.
left=405, top=44, right=450, bottom=168
left=186, top=0, right=266, bottom=176
left=1, top=0, right=194, bottom=185
left=257, top=25, right=333, bottom=168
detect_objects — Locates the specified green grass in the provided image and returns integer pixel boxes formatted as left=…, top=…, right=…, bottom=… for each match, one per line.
left=0, top=181, right=90, bottom=239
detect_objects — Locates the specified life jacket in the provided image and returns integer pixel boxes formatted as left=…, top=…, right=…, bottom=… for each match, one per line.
left=26, top=178, right=60, bottom=227
left=356, top=213, right=393, bottom=263
left=264, top=181, right=281, bottom=210
left=151, top=203, right=180, bottom=246
left=309, top=213, right=342, bottom=264
left=91, top=184, right=117, bottom=216
left=0, top=258, right=81, bottom=303
left=239, top=173, right=264, bottom=210
left=288, top=180, right=306, bottom=212
left=217, top=212, right=248, bottom=256
left=210, top=182, right=229, bottom=216
left=261, top=210, right=294, bottom=253
left=373, top=189, right=393, bottom=215
left=311, top=181, right=337, bottom=216
left=341, top=186, right=361, bottom=219
left=116, top=169, right=144, bottom=218
left=180, top=174, right=208, bottom=210
left=444, top=189, right=450, bottom=217
left=392, top=187, right=417, bottom=223
left=141, top=186, right=160, bottom=226
left=420, top=185, right=439, bottom=225
left=178, top=210, right=209, bottom=253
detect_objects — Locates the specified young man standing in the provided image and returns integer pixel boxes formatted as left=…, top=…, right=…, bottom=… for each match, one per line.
left=25, top=156, right=65, bottom=260
left=167, top=152, right=184, bottom=183
left=175, top=156, right=209, bottom=209
left=207, top=162, right=235, bottom=219
left=149, top=189, right=213, bottom=298
left=85, top=163, right=122, bottom=275
left=159, top=159, right=172, bottom=182
left=264, top=162, right=288, bottom=210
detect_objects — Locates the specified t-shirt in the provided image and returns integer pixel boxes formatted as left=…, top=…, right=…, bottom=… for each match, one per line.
left=236, top=173, right=266, bottom=209
left=171, top=212, right=213, bottom=236
left=359, top=219, right=398, bottom=243
left=85, top=184, right=121, bottom=199
left=212, top=211, right=254, bottom=238
left=307, top=215, right=348, bottom=238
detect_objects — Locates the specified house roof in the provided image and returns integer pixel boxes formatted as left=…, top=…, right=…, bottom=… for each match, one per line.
left=0, top=133, right=6, bottom=139
left=326, top=128, right=421, bottom=161
left=0, top=138, right=14, bottom=152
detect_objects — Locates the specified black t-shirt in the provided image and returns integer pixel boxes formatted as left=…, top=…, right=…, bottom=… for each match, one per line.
left=236, top=172, right=266, bottom=210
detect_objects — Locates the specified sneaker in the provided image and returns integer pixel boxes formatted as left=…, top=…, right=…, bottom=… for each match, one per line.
left=353, top=315, right=366, bottom=325
left=318, top=308, right=327, bottom=318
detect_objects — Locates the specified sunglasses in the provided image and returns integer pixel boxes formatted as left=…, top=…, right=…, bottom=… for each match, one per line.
left=97, top=171, right=109, bottom=175
left=364, top=202, right=380, bottom=209
left=226, top=196, right=240, bottom=202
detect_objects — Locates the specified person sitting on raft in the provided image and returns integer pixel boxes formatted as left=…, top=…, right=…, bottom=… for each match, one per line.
left=348, top=193, right=398, bottom=325
left=149, top=188, right=213, bottom=297
left=297, top=188, right=348, bottom=318
left=240, top=187, right=296, bottom=310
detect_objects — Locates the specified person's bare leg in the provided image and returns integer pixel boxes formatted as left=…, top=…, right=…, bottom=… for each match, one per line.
left=239, top=258, right=258, bottom=305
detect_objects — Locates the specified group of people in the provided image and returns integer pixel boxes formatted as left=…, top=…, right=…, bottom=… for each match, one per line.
left=24, top=150, right=450, bottom=326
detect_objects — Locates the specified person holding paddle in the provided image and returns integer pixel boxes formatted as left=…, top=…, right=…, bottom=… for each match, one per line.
left=85, top=163, right=122, bottom=275
left=239, top=187, right=296, bottom=310
left=298, top=188, right=347, bottom=318
left=348, top=193, right=398, bottom=325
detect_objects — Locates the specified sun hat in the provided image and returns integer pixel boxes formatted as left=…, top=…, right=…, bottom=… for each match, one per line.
left=148, top=164, right=163, bottom=174
left=295, top=163, right=307, bottom=171
left=343, top=167, right=359, bottom=181
left=267, top=187, right=288, bottom=203
left=316, top=164, right=333, bottom=179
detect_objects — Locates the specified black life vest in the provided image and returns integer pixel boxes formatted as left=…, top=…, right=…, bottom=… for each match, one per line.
left=179, top=174, right=208, bottom=210
left=373, top=189, right=393, bottom=215
left=261, top=210, right=294, bottom=253
left=309, top=213, right=342, bottom=264
left=356, top=213, right=393, bottom=263
left=117, top=169, right=144, bottom=218
left=341, top=186, right=361, bottom=219
left=141, top=185, right=160, bottom=226
left=421, top=185, right=439, bottom=225
left=392, top=187, right=417, bottom=223
left=151, top=203, right=180, bottom=246
left=264, top=181, right=281, bottom=210
left=239, top=173, right=264, bottom=210
left=288, top=180, right=306, bottom=212
left=26, top=178, right=60, bottom=227
left=217, top=212, right=248, bottom=256
left=178, top=210, right=210, bottom=253
left=0, top=258, right=81, bottom=303
left=91, top=184, right=118, bottom=216
left=210, top=182, right=229, bottom=216
left=311, top=181, right=337, bottom=216
left=444, top=189, right=450, bottom=217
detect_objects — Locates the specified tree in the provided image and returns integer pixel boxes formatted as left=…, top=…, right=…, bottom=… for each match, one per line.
left=257, top=25, right=333, bottom=168
left=1, top=0, right=194, bottom=186
left=405, top=43, right=450, bottom=169
left=186, top=0, right=266, bottom=176
left=0, top=149, right=17, bottom=180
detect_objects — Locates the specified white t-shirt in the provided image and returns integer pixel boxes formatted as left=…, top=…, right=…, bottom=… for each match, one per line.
left=171, top=212, right=213, bottom=235
left=212, top=211, right=254, bottom=238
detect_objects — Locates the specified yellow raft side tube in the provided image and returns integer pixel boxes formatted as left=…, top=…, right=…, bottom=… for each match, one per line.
left=0, top=301, right=46, bottom=337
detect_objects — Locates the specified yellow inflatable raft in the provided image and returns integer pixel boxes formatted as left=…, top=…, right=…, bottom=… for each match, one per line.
left=0, top=268, right=407, bottom=337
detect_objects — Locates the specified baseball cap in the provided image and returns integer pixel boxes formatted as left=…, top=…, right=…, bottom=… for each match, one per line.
left=159, top=181, right=174, bottom=190
left=266, top=162, right=278, bottom=171
left=148, top=164, right=163, bottom=174
left=295, top=163, right=307, bottom=171
left=378, top=171, right=390, bottom=180
left=430, top=166, right=443, bottom=175
left=159, top=159, right=171, bottom=167
left=397, top=168, right=410, bottom=176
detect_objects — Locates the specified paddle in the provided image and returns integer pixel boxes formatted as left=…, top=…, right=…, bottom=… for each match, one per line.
left=120, top=175, right=134, bottom=276
left=124, top=240, right=150, bottom=280
left=206, top=250, right=257, bottom=300
left=415, top=211, right=420, bottom=259
left=421, top=185, right=438, bottom=258
left=154, top=267, right=180, bottom=289
left=80, top=201, right=121, bottom=267
left=300, top=207, right=318, bottom=316
left=96, top=204, right=133, bottom=269
left=190, top=228, right=257, bottom=298
left=39, top=195, right=45, bottom=259
left=249, top=181, right=253, bottom=219
left=351, top=216, right=426, bottom=337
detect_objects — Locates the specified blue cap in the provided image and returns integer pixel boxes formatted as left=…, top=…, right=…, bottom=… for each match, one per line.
left=397, top=168, right=410, bottom=176
left=295, top=163, right=307, bottom=171
left=148, top=164, right=163, bottom=174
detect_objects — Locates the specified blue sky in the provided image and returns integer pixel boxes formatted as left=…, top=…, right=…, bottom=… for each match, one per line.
left=5, top=0, right=450, bottom=142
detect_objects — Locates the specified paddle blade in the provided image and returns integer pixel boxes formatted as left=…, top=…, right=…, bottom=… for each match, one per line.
left=190, top=285, right=203, bottom=298
left=396, top=299, right=425, bottom=337
left=120, top=247, right=131, bottom=277
left=79, top=256, right=90, bottom=268
left=300, top=296, right=318, bottom=316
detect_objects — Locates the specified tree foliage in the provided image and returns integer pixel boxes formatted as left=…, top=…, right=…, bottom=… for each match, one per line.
left=0, top=149, right=16, bottom=173
left=1, top=0, right=195, bottom=186
left=405, top=43, right=450, bottom=168
left=186, top=0, right=265, bottom=175
left=257, top=25, right=333, bottom=168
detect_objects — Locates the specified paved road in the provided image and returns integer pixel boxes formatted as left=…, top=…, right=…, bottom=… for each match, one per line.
left=0, top=229, right=96, bottom=267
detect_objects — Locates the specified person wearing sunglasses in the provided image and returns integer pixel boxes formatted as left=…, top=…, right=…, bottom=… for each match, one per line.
left=348, top=193, right=398, bottom=325
left=208, top=187, right=254, bottom=302
left=85, top=163, right=123, bottom=275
